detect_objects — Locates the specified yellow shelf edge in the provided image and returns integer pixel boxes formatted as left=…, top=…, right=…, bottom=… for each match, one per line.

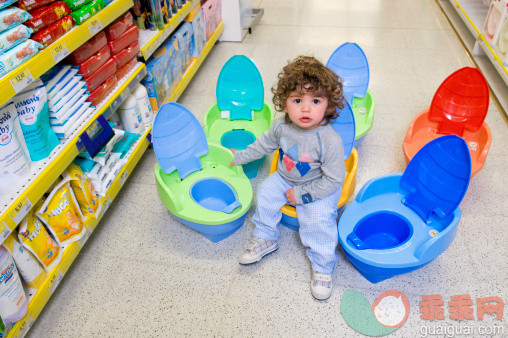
left=0, top=0, right=134, bottom=108
left=452, top=0, right=482, bottom=37
left=0, top=63, right=147, bottom=243
left=140, top=0, right=200, bottom=61
left=6, top=127, right=152, bottom=338
left=168, top=23, right=224, bottom=102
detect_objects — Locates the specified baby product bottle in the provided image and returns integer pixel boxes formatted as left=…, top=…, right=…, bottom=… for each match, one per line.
left=0, top=246, right=28, bottom=326
left=118, top=94, right=143, bottom=133
left=133, top=84, right=153, bottom=129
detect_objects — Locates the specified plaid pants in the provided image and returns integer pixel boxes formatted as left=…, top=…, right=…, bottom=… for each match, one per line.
left=252, top=172, right=341, bottom=274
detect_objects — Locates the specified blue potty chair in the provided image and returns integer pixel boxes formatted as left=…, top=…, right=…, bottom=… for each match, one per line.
left=153, top=102, right=253, bottom=242
left=326, top=42, right=375, bottom=148
left=203, top=55, right=275, bottom=179
left=338, top=135, right=471, bottom=283
left=270, top=101, right=358, bottom=230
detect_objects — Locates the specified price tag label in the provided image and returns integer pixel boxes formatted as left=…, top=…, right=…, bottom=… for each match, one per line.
left=119, top=169, right=129, bottom=187
left=88, top=18, right=103, bottom=35
left=50, top=42, right=70, bottom=63
left=100, top=197, right=112, bottom=217
left=49, top=270, right=64, bottom=294
left=0, top=222, right=10, bottom=242
left=78, top=227, right=92, bottom=247
left=17, top=315, right=35, bottom=337
left=10, top=197, right=33, bottom=224
left=10, top=69, right=34, bottom=93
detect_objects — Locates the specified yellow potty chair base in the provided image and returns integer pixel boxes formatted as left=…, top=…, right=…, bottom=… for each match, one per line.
left=153, top=103, right=253, bottom=242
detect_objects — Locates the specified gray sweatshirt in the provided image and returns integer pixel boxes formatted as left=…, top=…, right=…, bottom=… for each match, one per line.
left=234, top=117, right=345, bottom=205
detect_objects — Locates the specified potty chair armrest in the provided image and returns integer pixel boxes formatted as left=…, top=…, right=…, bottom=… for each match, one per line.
left=154, top=165, right=184, bottom=213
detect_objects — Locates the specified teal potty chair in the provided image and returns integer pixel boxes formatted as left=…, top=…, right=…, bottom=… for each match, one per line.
left=153, top=102, right=253, bottom=242
left=327, top=42, right=375, bottom=148
left=203, top=55, right=275, bottom=178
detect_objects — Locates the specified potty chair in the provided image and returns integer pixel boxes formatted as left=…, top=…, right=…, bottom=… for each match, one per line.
left=326, top=42, right=375, bottom=148
left=403, top=67, right=491, bottom=178
left=339, top=135, right=472, bottom=283
left=203, top=55, right=275, bottom=178
left=153, top=102, right=253, bottom=242
left=269, top=101, right=358, bottom=230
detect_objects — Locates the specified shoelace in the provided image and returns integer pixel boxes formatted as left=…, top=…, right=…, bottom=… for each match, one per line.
left=313, top=272, right=332, bottom=287
left=244, top=237, right=267, bottom=252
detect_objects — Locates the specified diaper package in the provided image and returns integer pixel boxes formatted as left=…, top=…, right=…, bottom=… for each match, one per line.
left=0, top=25, right=33, bottom=55
left=18, top=207, right=62, bottom=272
left=13, top=79, right=60, bottom=161
left=0, top=101, right=30, bottom=191
left=25, top=1, right=72, bottom=33
left=2, top=233, right=47, bottom=291
left=0, top=246, right=28, bottom=326
left=0, top=39, right=42, bottom=77
left=65, top=163, right=101, bottom=218
left=37, top=179, right=86, bottom=246
left=0, top=8, right=31, bottom=33
left=0, top=0, right=16, bottom=10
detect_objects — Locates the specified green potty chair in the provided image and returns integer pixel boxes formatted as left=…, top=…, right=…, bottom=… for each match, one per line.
left=327, top=42, right=375, bottom=148
left=203, top=55, right=275, bottom=178
left=153, top=102, right=253, bottom=243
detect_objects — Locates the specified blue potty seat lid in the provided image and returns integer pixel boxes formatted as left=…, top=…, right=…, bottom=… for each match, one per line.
left=152, top=102, right=208, bottom=179
left=330, top=100, right=355, bottom=160
left=216, top=55, right=264, bottom=121
left=400, top=135, right=472, bottom=222
left=326, top=42, right=370, bottom=105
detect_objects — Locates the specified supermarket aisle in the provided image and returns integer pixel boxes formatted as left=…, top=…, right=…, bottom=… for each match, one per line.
left=29, top=0, right=507, bottom=336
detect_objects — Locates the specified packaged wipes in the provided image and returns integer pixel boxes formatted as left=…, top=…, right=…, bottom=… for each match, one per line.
left=0, top=246, right=28, bottom=326
left=0, top=24, right=33, bottom=55
left=0, top=8, right=31, bottom=33
left=18, top=206, right=61, bottom=272
left=13, top=78, right=60, bottom=161
left=2, top=233, right=46, bottom=291
left=0, top=101, right=30, bottom=192
left=65, top=163, right=101, bottom=218
left=37, top=179, right=86, bottom=246
left=0, top=39, right=41, bottom=77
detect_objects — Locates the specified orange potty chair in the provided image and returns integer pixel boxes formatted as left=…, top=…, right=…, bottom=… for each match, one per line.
left=269, top=102, right=358, bottom=231
left=403, top=67, right=492, bottom=177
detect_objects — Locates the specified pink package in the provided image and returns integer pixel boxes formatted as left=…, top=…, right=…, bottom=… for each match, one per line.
left=111, top=41, right=139, bottom=69
left=76, top=45, right=111, bottom=78
left=107, top=25, right=139, bottom=55
left=105, top=11, right=133, bottom=41
left=66, top=31, right=107, bottom=64
left=85, top=58, right=116, bottom=92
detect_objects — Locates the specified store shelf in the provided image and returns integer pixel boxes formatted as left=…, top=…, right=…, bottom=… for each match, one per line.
left=0, top=0, right=134, bottom=108
left=168, top=23, right=224, bottom=102
left=0, top=63, right=147, bottom=246
left=5, top=126, right=152, bottom=338
left=437, top=0, right=508, bottom=117
left=139, top=0, right=199, bottom=61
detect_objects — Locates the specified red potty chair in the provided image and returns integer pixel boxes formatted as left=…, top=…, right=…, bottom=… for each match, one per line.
left=403, top=67, right=491, bottom=177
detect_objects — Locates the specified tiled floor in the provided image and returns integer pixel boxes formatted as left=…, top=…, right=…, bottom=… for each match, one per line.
left=28, top=0, right=507, bottom=336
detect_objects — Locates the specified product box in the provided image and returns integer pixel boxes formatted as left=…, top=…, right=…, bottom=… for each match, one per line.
left=162, top=36, right=182, bottom=94
left=173, top=22, right=194, bottom=69
left=482, top=0, right=508, bottom=46
left=142, top=44, right=172, bottom=111
left=202, top=0, right=221, bottom=39
left=186, top=7, right=206, bottom=56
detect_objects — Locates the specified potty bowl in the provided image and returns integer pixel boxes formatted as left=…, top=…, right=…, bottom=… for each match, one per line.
left=339, top=135, right=472, bottom=283
left=269, top=101, right=358, bottom=230
left=403, top=67, right=491, bottom=177
left=153, top=102, right=253, bottom=242
left=327, top=42, right=375, bottom=148
left=203, top=55, right=275, bottom=179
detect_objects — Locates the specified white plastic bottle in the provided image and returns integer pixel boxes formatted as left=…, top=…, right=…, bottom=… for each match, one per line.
left=117, top=94, right=143, bottom=133
left=132, top=84, right=153, bottom=129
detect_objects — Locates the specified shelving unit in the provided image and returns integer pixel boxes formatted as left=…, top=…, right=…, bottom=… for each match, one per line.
left=0, top=0, right=134, bottom=108
left=139, top=0, right=200, bottom=61
left=4, top=21, right=223, bottom=337
left=437, top=0, right=508, bottom=117
left=0, top=63, right=147, bottom=246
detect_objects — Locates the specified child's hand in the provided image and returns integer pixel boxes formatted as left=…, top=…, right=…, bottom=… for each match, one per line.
left=286, top=188, right=296, bottom=205
left=229, top=148, right=236, bottom=166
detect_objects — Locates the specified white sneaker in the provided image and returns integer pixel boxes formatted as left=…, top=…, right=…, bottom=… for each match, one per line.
left=238, top=237, right=278, bottom=265
left=311, top=271, right=333, bottom=300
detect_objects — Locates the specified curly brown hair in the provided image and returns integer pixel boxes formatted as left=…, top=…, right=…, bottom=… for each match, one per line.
left=272, top=55, right=345, bottom=125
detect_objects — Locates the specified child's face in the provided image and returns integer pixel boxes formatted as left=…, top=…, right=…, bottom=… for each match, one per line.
left=285, top=91, right=328, bottom=130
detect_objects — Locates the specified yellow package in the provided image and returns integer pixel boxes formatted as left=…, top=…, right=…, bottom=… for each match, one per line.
left=65, top=163, right=101, bottom=218
left=18, top=208, right=62, bottom=272
left=2, top=233, right=47, bottom=290
left=37, top=180, right=86, bottom=246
